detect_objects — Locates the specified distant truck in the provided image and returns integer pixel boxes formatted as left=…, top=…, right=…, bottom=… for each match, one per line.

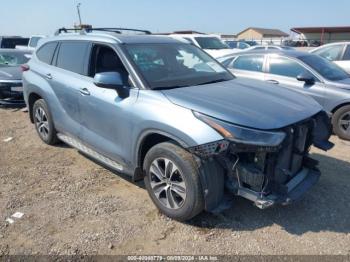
left=15, top=35, right=46, bottom=51
left=0, top=36, right=29, bottom=49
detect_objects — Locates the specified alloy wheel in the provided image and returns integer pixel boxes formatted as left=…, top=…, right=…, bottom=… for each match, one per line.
left=339, top=112, right=350, bottom=134
left=35, top=107, right=49, bottom=140
left=149, top=157, right=187, bottom=210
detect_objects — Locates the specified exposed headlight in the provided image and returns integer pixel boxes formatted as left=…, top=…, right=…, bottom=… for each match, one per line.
left=194, top=111, right=286, bottom=147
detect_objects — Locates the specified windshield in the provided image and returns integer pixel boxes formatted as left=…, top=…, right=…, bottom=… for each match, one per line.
left=194, top=37, right=230, bottom=50
left=124, top=43, right=233, bottom=90
left=299, top=54, right=349, bottom=81
left=0, top=52, right=30, bottom=66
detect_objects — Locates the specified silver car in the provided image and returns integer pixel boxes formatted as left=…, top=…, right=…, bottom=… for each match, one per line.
left=310, top=42, right=350, bottom=74
left=218, top=50, right=350, bottom=140
left=22, top=29, right=332, bottom=220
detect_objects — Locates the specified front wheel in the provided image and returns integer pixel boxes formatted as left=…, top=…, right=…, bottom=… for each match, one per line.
left=332, top=105, right=350, bottom=141
left=143, top=142, right=204, bottom=221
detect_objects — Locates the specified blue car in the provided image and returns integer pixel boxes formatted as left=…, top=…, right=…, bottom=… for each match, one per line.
left=22, top=28, right=333, bottom=221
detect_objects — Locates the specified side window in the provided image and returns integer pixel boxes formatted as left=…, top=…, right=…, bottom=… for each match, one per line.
left=342, top=45, right=350, bottom=60
left=89, top=44, right=130, bottom=86
left=36, top=42, right=58, bottom=64
left=231, top=55, right=264, bottom=72
left=221, top=57, right=235, bottom=67
left=183, top=37, right=195, bottom=45
left=56, top=41, right=89, bottom=75
left=314, top=45, right=344, bottom=61
left=269, top=56, right=307, bottom=78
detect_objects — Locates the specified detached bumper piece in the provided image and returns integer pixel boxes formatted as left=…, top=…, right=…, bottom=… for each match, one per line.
left=235, top=167, right=320, bottom=209
left=0, top=81, right=25, bottom=107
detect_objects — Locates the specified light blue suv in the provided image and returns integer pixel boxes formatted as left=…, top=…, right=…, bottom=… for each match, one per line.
left=23, top=28, right=333, bottom=221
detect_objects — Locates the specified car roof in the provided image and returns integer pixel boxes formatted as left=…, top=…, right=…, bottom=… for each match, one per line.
left=0, top=48, right=32, bottom=54
left=218, top=49, right=312, bottom=60
left=39, top=32, right=182, bottom=46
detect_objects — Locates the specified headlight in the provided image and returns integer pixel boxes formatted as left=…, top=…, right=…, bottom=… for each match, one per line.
left=194, top=111, right=286, bottom=147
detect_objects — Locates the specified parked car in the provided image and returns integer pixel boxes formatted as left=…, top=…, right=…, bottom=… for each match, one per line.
left=168, top=34, right=238, bottom=58
left=23, top=28, right=333, bottom=221
left=310, top=42, right=350, bottom=74
left=246, top=45, right=294, bottom=51
left=0, top=49, right=31, bottom=105
left=224, top=40, right=250, bottom=50
left=0, top=36, right=29, bottom=49
left=218, top=50, right=350, bottom=140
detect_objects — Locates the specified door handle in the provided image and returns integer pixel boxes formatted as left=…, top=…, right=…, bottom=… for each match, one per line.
left=79, top=88, right=90, bottom=96
left=266, top=79, right=279, bottom=84
left=46, top=73, right=53, bottom=80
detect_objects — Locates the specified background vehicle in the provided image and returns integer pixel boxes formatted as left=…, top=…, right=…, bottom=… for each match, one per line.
left=0, top=36, right=29, bottom=49
left=311, top=42, right=350, bottom=73
left=0, top=49, right=31, bottom=106
left=23, top=29, right=332, bottom=221
left=224, top=40, right=250, bottom=50
left=218, top=50, right=350, bottom=140
left=246, top=45, right=294, bottom=51
left=168, top=34, right=238, bottom=58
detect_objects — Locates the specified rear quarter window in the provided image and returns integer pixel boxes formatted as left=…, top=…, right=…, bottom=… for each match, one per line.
left=56, top=41, right=90, bottom=75
left=36, top=42, right=58, bottom=64
left=343, top=45, right=350, bottom=60
left=232, top=55, right=264, bottom=72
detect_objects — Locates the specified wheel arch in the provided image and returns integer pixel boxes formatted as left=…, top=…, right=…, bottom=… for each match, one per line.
left=331, top=101, right=350, bottom=114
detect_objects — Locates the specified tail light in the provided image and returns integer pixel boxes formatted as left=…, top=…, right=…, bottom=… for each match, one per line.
left=21, top=64, right=30, bottom=72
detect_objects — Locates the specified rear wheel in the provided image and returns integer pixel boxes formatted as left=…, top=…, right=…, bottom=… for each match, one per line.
left=332, top=105, right=350, bottom=141
left=143, top=142, right=204, bottom=221
left=32, top=99, right=59, bottom=145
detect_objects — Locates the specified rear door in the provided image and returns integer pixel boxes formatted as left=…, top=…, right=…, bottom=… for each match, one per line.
left=227, top=54, right=266, bottom=81
left=49, top=40, right=90, bottom=139
left=265, top=54, right=325, bottom=106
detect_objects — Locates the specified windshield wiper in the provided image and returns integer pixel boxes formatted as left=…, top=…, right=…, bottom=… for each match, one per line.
left=152, top=84, right=190, bottom=90
left=195, top=79, right=229, bottom=86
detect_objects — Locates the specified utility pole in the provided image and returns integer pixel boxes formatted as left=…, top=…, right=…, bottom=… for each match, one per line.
left=76, top=3, right=82, bottom=27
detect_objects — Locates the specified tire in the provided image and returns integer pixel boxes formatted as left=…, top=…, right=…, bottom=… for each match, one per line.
left=32, top=99, right=59, bottom=145
left=332, top=105, right=350, bottom=141
left=143, top=142, right=204, bottom=221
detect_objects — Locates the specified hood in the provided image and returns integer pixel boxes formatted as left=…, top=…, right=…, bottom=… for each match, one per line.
left=204, top=49, right=239, bottom=58
left=334, top=78, right=350, bottom=89
left=0, top=66, right=22, bottom=81
left=162, top=78, right=322, bottom=130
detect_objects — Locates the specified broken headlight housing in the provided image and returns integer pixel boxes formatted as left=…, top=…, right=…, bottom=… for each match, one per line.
left=194, top=111, right=286, bottom=148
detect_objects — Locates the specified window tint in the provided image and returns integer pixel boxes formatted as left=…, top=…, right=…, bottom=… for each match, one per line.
left=232, top=55, right=264, bottom=72
left=343, top=45, right=350, bottom=60
left=313, top=44, right=344, bottom=61
left=269, top=56, right=307, bottom=78
left=56, top=41, right=89, bottom=75
left=36, top=42, right=57, bottom=64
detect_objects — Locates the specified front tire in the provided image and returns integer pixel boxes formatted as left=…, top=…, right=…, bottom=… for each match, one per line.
left=143, top=142, right=204, bottom=221
left=32, top=99, right=59, bottom=145
left=332, top=105, right=350, bottom=141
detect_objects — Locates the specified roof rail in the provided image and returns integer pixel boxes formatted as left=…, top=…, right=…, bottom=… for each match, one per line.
left=54, top=27, right=151, bottom=36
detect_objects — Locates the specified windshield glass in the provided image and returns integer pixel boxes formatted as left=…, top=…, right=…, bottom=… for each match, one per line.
left=0, top=52, right=30, bottom=66
left=299, top=54, right=349, bottom=81
left=124, top=43, right=233, bottom=90
left=194, top=37, right=230, bottom=50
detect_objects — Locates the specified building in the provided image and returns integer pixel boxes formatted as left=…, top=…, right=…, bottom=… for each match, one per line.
left=236, top=27, right=289, bottom=45
left=291, top=26, right=350, bottom=44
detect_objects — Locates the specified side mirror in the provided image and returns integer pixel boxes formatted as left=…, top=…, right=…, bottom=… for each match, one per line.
left=94, top=72, right=129, bottom=98
left=296, top=72, right=315, bottom=85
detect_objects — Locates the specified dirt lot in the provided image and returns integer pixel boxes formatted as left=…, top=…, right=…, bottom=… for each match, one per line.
left=0, top=107, right=350, bottom=255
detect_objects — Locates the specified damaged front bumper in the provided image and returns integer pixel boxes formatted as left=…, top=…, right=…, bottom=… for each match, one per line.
left=190, top=110, right=333, bottom=210
left=0, top=80, right=25, bottom=106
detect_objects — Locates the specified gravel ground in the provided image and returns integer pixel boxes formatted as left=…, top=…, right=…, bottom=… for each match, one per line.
left=0, top=107, right=350, bottom=255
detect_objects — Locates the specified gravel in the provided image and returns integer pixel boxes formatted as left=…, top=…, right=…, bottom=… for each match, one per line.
left=0, top=108, right=350, bottom=255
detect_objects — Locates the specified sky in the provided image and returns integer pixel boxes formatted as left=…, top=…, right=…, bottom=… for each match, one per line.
left=1, top=0, right=349, bottom=37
